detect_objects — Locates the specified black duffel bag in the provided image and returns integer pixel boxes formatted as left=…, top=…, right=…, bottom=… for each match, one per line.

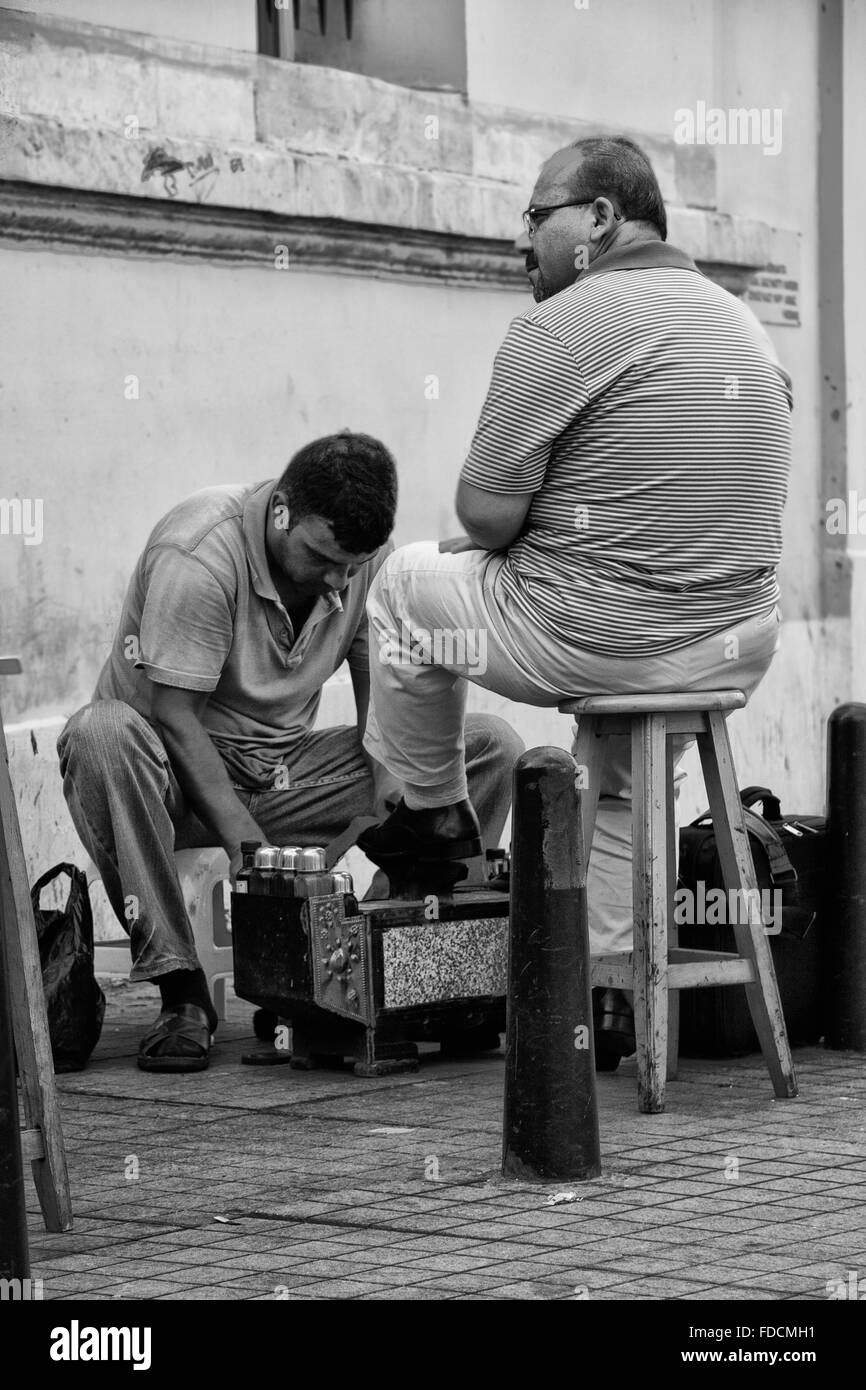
left=677, top=786, right=826, bottom=1055
left=32, top=863, right=106, bottom=1072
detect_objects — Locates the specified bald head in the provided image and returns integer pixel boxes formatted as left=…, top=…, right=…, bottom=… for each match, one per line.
left=534, top=146, right=588, bottom=202
left=530, top=136, right=667, bottom=240
left=522, top=136, right=667, bottom=302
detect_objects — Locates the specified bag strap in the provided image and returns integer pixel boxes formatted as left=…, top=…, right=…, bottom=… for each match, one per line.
left=741, top=808, right=798, bottom=886
left=739, top=785, right=783, bottom=821
left=686, top=805, right=797, bottom=887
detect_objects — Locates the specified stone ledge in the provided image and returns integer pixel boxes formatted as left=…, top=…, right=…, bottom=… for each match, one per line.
left=0, top=9, right=781, bottom=288
left=0, top=179, right=527, bottom=288
left=1, top=8, right=713, bottom=202
left=0, top=180, right=769, bottom=295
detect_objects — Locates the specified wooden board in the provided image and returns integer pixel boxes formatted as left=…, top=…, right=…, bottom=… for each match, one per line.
left=0, top=668, right=72, bottom=1231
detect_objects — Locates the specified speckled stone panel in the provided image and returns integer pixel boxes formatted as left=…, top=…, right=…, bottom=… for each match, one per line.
left=381, top=919, right=507, bottom=1008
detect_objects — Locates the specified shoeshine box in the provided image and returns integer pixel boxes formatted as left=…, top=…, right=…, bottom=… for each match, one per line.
left=230, top=886, right=508, bottom=1075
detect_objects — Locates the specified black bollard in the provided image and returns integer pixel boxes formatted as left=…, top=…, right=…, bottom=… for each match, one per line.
left=502, top=747, right=601, bottom=1181
left=823, top=704, right=866, bottom=1050
left=0, top=912, right=29, bottom=1279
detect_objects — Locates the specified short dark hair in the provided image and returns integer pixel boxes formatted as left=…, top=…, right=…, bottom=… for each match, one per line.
left=567, top=136, right=667, bottom=240
left=277, top=431, right=398, bottom=553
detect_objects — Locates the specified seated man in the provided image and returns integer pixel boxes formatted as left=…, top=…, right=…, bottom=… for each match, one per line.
left=359, top=138, right=793, bottom=1067
left=58, top=432, right=522, bottom=1072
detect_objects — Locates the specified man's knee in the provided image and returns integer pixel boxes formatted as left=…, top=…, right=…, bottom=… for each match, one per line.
left=369, top=542, right=434, bottom=611
left=466, top=714, right=525, bottom=771
left=58, top=700, right=149, bottom=778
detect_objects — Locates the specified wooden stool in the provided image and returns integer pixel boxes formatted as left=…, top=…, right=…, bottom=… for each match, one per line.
left=560, top=689, right=798, bottom=1114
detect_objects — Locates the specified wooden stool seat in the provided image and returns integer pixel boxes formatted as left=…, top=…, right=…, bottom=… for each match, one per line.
left=567, top=687, right=798, bottom=1113
left=560, top=690, right=746, bottom=716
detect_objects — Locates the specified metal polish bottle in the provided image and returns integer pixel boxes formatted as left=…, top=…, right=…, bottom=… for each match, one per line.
left=331, top=870, right=359, bottom=916
left=293, top=847, right=334, bottom=899
left=277, top=846, right=303, bottom=897
left=252, top=845, right=281, bottom=894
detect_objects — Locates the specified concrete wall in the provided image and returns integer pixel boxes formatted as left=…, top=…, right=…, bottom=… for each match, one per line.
left=466, top=0, right=715, bottom=132
left=0, top=0, right=856, bottom=924
left=0, top=247, right=519, bottom=721
left=4, top=0, right=257, bottom=50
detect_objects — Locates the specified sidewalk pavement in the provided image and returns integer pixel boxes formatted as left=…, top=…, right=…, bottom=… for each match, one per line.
left=24, top=980, right=866, bottom=1302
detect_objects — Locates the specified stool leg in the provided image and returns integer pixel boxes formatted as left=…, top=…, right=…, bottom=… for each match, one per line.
left=697, top=713, right=798, bottom=1099
left=665, top=739, right=680, bottom=1082
left=212, top=975, right=228, bottom=1022
left=631, top=714, right=670, bottom=1114
left=571, top=715, right=607, bottom=866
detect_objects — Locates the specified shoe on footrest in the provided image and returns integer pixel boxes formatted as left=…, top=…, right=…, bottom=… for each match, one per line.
left=357, top=797, right=482, bottom=866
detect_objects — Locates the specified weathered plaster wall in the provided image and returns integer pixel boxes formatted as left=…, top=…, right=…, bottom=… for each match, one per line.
left=4, top=0, right=257, bottom=51
left=0, top=1, right=852, bottom=923
left=0, top=247, right=521, bottom=722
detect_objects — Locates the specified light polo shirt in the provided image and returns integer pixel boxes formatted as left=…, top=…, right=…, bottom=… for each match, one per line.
left=93, top=481, right=390, bottom=788
left=460, top=241, right=792, bottom=657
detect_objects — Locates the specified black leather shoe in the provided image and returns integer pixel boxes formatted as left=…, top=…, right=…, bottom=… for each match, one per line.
left=592, top=988, right=636, bottom=1069
left=357, top=797, right=482, bottom=865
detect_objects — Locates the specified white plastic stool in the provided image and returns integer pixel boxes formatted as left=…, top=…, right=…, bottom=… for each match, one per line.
left=90, top=847, right=233, bottom=1021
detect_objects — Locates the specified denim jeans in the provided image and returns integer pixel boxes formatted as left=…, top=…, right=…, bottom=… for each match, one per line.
left=57, top=701, right=522, bottom=981
left=364, top=542, right=782, bottom=954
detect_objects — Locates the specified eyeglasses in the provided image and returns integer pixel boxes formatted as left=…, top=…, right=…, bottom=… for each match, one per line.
left=521, top=200, right=593, bottom=237
left=521, top=200, right=623, bottom=237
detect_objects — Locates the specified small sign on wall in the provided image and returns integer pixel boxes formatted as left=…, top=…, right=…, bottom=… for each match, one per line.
left=743, top=229, right=802, bottom=327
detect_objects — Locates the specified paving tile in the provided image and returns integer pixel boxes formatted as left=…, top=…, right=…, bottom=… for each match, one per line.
left=84, top=1277, right=192, bottom=1298
left=40, top=1272, right=121, bottom=1295
left=349, top=1266, right=444, bottom=1286
left=155, top=1287, right=252, bottom=1300
left=356, top=1286, right=457, bottom=1300
left=396, top=1251, right=510, bottom=1274
left=732, top=1269, right=836, bottom=1291
left=88, top=1259, right=198, bottom=1280
left=465, top=1279, right=561, bottom=1300
left=608, top=1276, right=729, bottom=1298
left=35, top=994, right=866, bottom=1303
left=278, top=1278, right=387, bottom=1299
left=679, top=1284, right=789, bottom=1301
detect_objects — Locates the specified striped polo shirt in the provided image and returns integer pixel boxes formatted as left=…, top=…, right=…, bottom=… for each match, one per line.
left=460, top=241, right=792, bottom=657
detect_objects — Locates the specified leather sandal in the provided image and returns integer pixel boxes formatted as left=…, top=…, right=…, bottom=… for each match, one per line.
left=137, top=1003, right=214, bottom=1073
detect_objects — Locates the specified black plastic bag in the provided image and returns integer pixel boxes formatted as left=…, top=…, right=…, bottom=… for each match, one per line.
left=31, top=863, right=105, bottom=1072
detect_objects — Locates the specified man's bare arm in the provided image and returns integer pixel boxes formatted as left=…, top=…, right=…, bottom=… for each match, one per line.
left=455, top=480, right=535, bottom=551
left=150, top=683, right=265, bottom=876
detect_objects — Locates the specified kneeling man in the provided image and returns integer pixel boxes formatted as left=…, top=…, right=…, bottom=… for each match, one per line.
left=58, top=432, right=522, bottom=1071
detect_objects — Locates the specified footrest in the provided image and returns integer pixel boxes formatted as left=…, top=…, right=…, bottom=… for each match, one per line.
left=668, top=948, right=755, bottom=989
